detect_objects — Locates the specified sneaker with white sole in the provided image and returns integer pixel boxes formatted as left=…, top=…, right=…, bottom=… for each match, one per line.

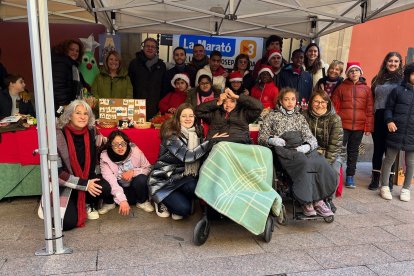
left=155, top=203, right=170, bottom=218
left=87, top=205, right=100, bottom=220
left=400, top=188, right=410, bottom=202
left=380, top=186, right=392, bottom=200
left=136, top=201, right=155, bottom=212
left=171, top=214, right=183, bottom=220
left=98, top=203, right=116, bottom=215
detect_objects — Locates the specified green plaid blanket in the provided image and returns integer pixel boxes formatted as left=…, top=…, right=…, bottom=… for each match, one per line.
left=196, top=142, right=281, bottom=235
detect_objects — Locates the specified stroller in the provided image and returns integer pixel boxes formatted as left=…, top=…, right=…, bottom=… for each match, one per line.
left=192, top=142, right=286, bottom=246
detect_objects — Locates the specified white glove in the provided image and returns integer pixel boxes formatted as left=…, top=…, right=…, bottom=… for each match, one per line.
left=296, top=144, right=311, bottom=153
left=268, top=137, right=286, bottom=147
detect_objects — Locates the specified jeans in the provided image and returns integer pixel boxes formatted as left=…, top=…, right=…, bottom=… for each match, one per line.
left=381, top=148, right=414, bottom=189
left=162, top=176, right=196, bottom=217
left=343, top=130, right=364, bottom=176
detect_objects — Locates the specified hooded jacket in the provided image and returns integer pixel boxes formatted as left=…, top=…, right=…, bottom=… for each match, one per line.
left=91, top=67, right=133, bottom=100
left=250, top=81, right=279, bottom=109
left=302, top=99, right=344, bottom=164
left=279, top=64, right=313, bottom=102
left=331, top=78, right=374, bottom=132
left=195, top=64, right=226, bottom=92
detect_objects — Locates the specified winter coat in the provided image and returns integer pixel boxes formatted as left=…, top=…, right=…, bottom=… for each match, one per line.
left=162, top=64, right=196, bottom=95
left=195, top=65, right=226, bottom=92
left=100, top=144, right=151, bottom=204
left=250, top=81, right=279, bottom=109
left=279, top=64, right=313, bottom=102
left=331, top=78, right=374, bottom=132
left=186, top=87, right=220, bottom=107
left=195, top=95, right=263, bottom=143
left=91, top=67, right=133, bottom=100
left=51, top=52, right=82, bottom=110
left=258, top=107, right=318, bottom=151
left=128, top=51, right=166, bottom=120
left=158, top=89, right=188, bottom=114
left=0, top=62, right=7, bottom=90
left=0, top=89, right=35, bottom=117
left=148, top=134, right=210, bottom=203
left=302, top=100, right=344, bottom=164
left=316, top=76, right=344, bottom=97
left=384, top=82, right=414, bottom=151
left=307, top=60, right=329, bottom=89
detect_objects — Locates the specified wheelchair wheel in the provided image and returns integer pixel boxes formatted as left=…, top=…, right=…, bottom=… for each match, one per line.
left=193, top=217, right=210, bottom=246
left=323, top=215, right=334, bottom=223
left=263, top=216, right=274, bottom=243
left=276, top=204, right=288, bottom=225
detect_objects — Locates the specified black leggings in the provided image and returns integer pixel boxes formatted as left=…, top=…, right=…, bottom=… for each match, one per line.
left=122, top=174, right=149, bottom=204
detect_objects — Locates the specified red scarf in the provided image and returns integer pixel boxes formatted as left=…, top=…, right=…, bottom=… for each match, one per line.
left=64, top=124, right=91, bottom=227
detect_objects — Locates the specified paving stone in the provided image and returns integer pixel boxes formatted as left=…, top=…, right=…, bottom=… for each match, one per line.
left=374, top=240, right=414, bottom=261
left=333, top=213, right=402, bottom=229
left=259, top=232, right=335, bottom=252
left=306, top=244, right=395, bottom=269
left=320, top=226, right=400, bottom=246
left=0, top=239, right=43, bottom=259
left=381, top=223, right=414, bottom=241
left=387, top=210, right=414, bottom=224
left=62, top=266, right=146, bottom=275
left=287, top=265, right=377, bottom=276
left=368, top=260, right=414, bottom=276
left=0, top=224, right=24, bottom=241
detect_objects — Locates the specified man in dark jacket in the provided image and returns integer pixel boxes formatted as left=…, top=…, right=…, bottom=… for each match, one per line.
left=279, top=49, right=313, bottom=102
left=128, top=38, right=166, bottom=120
left=0, top=48, right=8, bottom=90
left=162, top=47, right=196, bottom=94
left=0, top=75, right=35, bottom=118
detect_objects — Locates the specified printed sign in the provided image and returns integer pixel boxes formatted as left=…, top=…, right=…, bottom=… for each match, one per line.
left=99, top=98, right=146, bottom=123
left=98, top=34, right=121, bottom=65
left=173, top=35, right=263, bottom=70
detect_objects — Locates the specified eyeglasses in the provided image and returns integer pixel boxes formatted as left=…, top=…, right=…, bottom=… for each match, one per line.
left=199, top=82, right=211, bottom=86
left=313, top=100, right=328, bottom=105
left=112, top=142, right=127, bottom=148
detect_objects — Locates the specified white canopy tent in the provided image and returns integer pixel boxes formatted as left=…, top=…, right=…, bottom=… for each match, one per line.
left=75, top=0, right=414, bottom=39
left=3, top=0, right=414, bottom=256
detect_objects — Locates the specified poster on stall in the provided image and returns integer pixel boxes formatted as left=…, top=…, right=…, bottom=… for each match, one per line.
left=172, top=35, right=263, bottom=70
left=98, top=98, right=146, bottom=123
left=98, top=34, right=121, bottom=64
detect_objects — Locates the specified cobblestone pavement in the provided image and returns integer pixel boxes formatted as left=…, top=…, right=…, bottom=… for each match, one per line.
left=1, top=162, right=413, bottom=276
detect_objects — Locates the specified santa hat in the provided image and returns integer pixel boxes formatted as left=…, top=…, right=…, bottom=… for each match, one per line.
left=228, top=71, right=243, bottom=82
left=258, top=65, right=274, bottom=78
left=345, top=61, right=364, bottom=75
left=267, top=49, right=282, bottom=62
left=171, top=73, right=190, bottom=88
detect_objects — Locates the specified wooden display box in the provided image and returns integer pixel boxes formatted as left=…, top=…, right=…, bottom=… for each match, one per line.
left=98, top=98, right=146, bottom=123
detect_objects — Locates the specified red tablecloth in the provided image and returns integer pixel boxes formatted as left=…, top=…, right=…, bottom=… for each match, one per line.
left=0, top=127, right=40, bottom=165
left=99, top=127, right=161, bottom=164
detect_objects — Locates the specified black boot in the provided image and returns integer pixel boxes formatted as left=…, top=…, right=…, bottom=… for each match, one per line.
left=368, top=170, right=381, bottom=190
left=389, top=172, right=395, bottom=192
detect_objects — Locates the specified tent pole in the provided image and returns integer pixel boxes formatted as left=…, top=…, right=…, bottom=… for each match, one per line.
left=27, top=0, right=54, bottom=256
left=38, top=0, right=72, bottom=255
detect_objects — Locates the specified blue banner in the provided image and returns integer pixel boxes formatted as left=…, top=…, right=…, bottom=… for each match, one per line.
left=179, top=35, right=236, bottom=57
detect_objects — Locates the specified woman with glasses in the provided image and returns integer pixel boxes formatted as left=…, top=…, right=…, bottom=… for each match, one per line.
left=186, top=74, right=220, bottom=107
left=52, top=100, right=112, bottom=230
left=148, top=103, right=225, bottom=219
left=315, top=60, right=345, bottom=97
left=331, top=62, right=374, bottom=188
left=368, top=52, right=403, bottom=191
left=100, top=130, right=153, bottom=216
left=229, top=53, right=255, bottom=91
left=303, top=89, right=344, bottom=206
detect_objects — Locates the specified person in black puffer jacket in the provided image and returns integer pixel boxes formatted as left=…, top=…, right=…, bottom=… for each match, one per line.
left=380, top=63, right=414, bottom=202
left=128, top=38, right=166, bottom=120
left=51, top=39, right=84, bottom=113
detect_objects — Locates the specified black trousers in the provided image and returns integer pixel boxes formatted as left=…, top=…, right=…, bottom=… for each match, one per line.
left=122, top=174, right=149, bottom=205
left=343, top=129, right=364, bottom=176
left=63, top=178, right=111, bottom=231
left=372, top=109, right=396, bottom=174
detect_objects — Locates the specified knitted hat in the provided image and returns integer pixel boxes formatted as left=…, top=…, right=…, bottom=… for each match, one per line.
left=171, top=73, right=190, bottom=88
left=258, top=65, right=274, bottom=78
left=228, top=71, right=243, bottom=82
left=345, top=62, right=363, bottom=75
left=267, top=49, right=282, bottom=62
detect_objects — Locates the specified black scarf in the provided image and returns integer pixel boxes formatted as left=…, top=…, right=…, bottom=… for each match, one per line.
left=107, top=144, right=132, bottom=163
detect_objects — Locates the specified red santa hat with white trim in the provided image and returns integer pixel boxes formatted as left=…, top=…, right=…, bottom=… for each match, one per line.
left=228, top=71, right=243, bottom=82
left=267, top=49, right=282, bottom=62
left=345, top=61, right=364, bottom=75
left=171, top=73, right=191, bottom=89
left=258, top=65, right=274, bottom=78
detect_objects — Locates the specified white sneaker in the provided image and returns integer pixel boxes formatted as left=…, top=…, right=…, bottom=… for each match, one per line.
left=136, top=201, right=155, bottom=212
left=380, top=186, right=392, bottom=200
left=155, top=203, right=170, bottom=218
left=400, top=188, right=411, bottom=202
left=87, top=205, right=100, bottom=220
left=98, top=203, right=116, bottom=215
left=171, top=214, right=183, bottom=220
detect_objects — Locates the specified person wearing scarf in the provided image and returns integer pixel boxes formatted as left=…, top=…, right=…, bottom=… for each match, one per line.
left=186, top=74, right=220, bottom=107
left=55, top=100, right=111, bottom=230
left=148, top=103, right=224, bottom=220
left=195, top=50, right=228, bottom=92
left=315, top=60, right=345, bottom=97
left=368, top=52, right=404, bottom=191
left=100, top=130, right=153, bottom=216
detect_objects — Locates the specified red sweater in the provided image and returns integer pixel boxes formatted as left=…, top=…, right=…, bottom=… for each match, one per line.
left=158, top=89, right=187, bottom=114
left=251, top=81, right=279, bottom=109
